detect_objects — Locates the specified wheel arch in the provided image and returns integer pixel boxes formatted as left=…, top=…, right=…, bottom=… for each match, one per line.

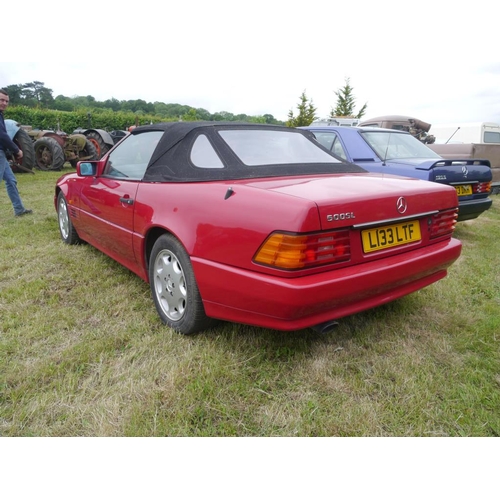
left=144, top=227, right=171, bottom=272
left=143, top=226, right=190, bottom=277
left=84, top=128, right=115, bottom=147
left=54, top=183, right=68, bottom=210
left=5, top=119, right=20, bottom=139
left=54, top=173, right=75, bottom=198
left=38, top=132, right=66, bottom=148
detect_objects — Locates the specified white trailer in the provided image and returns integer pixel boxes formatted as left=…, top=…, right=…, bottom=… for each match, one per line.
left=311, top=117, right=360, bottom=127
left=429, top=122, right=500, bottom=145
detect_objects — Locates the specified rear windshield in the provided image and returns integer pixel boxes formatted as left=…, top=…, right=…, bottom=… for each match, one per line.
left=218, top=130, right=341, bottom=166
left=361, top=131, right=441, bottom=160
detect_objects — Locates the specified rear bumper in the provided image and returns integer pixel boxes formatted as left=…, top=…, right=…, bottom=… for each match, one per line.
left=192, top=238, right=462, bottom=331
left=457, top=197, right=492, bottom=221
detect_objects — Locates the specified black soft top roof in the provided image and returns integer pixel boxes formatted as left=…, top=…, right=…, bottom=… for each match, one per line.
left=133, top=121, right=366, bottom=182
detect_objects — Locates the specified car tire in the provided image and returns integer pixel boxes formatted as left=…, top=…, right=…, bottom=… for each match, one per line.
left=57, top=192, right=81, bottom=245
left=149, top=234, right=217, bottom=335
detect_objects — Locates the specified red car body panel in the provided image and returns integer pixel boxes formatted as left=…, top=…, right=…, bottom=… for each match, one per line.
left=55, top=123, right=462, bottom=332
left=192, top=238, right=460, bottom=330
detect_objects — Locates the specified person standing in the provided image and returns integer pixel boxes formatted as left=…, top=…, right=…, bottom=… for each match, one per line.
left=0, top=88, right=32, bottom=217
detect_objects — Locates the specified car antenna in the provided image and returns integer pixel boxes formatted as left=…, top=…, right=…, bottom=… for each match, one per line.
left=382, top=133, right=391, bottom=166
left=224, top=187, right=234, bottom=200
left=445, top=126, right=460, bottom=144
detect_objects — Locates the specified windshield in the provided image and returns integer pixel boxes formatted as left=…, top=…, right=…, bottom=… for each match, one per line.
left=361, top=131, right=441, bottom=160
left=218, top=130, right=341, bottom=166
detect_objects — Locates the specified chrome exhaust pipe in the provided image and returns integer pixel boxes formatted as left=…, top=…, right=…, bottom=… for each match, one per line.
left=311, top=320, right=339, bottom=334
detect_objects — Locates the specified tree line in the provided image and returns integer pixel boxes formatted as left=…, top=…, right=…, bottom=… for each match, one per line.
left=3, top=78, right=367, bottom=129
left=3, top=81, right=282, bottom=125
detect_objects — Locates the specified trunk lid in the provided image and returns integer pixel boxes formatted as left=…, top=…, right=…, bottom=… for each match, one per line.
left=239, top=173, right=458, bottom=230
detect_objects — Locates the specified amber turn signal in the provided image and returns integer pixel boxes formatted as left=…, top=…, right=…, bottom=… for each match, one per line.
left=254, top=231, right=351, bottom=270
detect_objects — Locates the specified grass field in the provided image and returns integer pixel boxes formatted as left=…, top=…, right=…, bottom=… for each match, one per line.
left=1, top=168, right=499, bottom=436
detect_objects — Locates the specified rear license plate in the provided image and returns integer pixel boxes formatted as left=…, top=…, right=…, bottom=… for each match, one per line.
left=455, top=185, right=472, bottom=196
left=362, top=221, right=421, bottom=253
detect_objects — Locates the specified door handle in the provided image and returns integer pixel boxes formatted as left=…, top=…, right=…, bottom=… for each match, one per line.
left=120, top=197, right=134, bottom=205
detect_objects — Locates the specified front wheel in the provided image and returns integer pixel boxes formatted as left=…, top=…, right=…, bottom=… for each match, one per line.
left=149, top=234, right=217, bottom=334
left=57, top=192, right=81, bottom=244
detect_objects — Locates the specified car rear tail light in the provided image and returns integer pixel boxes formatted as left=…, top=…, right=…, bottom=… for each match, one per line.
left=428, top=208, right=458, bottom=239
left=473, top=181, right=492, bottom=194
left=254, top=230, right=351, bottom=270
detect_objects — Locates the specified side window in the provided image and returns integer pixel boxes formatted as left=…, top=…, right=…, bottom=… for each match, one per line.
left=484, top=131, right=500, bottom=144
left=332, top=136, right=347, bottom=160
left=312, top=132, right=347, bottom=160
left=312, top=132, right=335, bottom=151
left=392, top=124, right=410, bottom=132
left=105, top=131, right=163, bottom=179
left=191, top=134, right=224, bottom=168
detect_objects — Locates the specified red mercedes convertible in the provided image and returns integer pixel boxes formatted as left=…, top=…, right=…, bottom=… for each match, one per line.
left=55, top=122, right=462, bottom=334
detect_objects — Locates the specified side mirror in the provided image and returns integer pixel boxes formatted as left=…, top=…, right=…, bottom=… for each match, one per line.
left=77, top=161, right=97, bottom=176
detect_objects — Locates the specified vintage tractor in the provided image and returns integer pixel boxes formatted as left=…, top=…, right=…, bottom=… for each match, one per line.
left=73, top=128, right=130, bottom=158
left=358, top=116, right=436, bottom=144
left=72, top=128, right=117, bottom=159
left=4, top=119, right=36, bottom=174
left=28, top=129, right=98, bottom=171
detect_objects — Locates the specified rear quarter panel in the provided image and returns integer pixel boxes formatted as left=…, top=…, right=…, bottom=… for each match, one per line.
left=133, top=180, right=322, bottom=271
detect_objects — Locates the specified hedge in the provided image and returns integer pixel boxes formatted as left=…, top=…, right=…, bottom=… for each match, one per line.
left=4, top=106, right=174, bottom=133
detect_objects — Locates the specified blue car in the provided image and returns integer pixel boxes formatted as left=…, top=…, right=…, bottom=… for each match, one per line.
left=302, top=125, right=492, bottom=221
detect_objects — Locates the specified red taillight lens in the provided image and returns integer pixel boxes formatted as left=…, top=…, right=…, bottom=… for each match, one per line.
left=254, top=230, right=351, bottom=270
left=473, top=181, right=492, bottom=194
left=428, top=208, right=458, bottom=238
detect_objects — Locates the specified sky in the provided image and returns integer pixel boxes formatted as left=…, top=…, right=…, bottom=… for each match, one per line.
left=2, top=0, right=500, bottom=126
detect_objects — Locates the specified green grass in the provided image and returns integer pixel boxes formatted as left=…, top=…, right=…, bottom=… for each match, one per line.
left=1, top=169, right=499, bottom=436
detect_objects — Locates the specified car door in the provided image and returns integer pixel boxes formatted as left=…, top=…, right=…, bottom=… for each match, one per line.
left=78, top=130, right=162, bottom=269
left=310, top=128, right=389, bottom=174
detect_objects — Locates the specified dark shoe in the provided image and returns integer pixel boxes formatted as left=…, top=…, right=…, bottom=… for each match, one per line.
left=15, top=209, right=33, bottom=217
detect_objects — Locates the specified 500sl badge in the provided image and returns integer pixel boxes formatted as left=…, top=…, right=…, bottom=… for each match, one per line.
left=327, top=212, right=355, bottom=221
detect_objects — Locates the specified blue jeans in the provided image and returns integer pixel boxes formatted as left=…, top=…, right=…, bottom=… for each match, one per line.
left=0, top=149, right=26, bottom=215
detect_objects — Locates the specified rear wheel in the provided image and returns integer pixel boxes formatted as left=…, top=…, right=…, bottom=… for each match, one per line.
left=11, top=128, right=36, bottom=173
left=57, top=192, right=80, bottom=244
left=34, top=136, right=65, bottom=171
left=85, top=131, right=110, bottom=159
left=149, top=234, right=217, bottom=334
